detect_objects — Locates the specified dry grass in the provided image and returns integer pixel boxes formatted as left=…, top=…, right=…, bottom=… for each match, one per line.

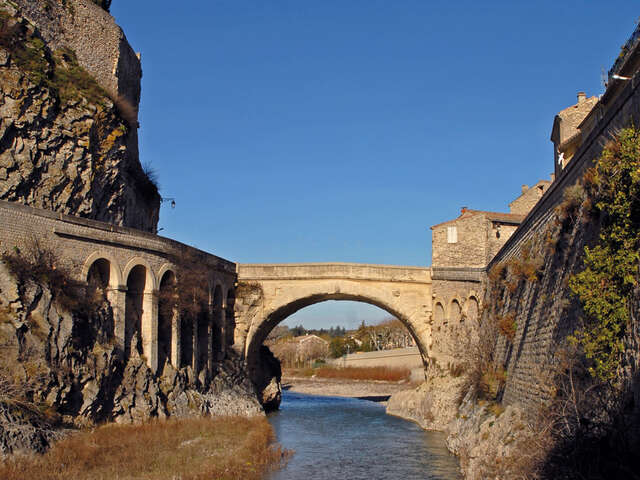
left=0, top=416, right=289, bottom=480
left=314, top=366, right=411, bottom=382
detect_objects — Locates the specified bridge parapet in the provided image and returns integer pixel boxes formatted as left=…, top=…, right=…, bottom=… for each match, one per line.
left=238, top=262, right=431, bottom=284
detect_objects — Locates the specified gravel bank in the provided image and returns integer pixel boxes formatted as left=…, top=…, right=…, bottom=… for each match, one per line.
left=282, top=376, right=413, bottom=403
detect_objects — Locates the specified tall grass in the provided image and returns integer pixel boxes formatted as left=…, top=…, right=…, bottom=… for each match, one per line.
left=285, top=366, right=410, bottom=382
left=0, top=416, right=289, bottom=480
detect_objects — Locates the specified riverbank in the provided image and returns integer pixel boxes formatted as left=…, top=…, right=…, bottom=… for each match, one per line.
left=0, top=416, right=289, bottom=480
left=282, top=375, right=414, bottom=402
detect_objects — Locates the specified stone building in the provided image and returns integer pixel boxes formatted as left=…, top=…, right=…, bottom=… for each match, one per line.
left=509, top=180, right=551, bottom=215
left=428, top=179, right=550, bottom=365
left=551, top=92, right=599, bottom=177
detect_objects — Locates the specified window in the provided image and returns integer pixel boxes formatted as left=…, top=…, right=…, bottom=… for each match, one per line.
left=447, top=226, right=458, bottom=243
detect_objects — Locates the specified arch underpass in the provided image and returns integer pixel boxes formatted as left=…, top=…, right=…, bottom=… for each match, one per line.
left=234, top=263, right=433, bottom=381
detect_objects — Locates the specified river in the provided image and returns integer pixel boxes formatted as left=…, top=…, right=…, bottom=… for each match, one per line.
left=267, top=391, right=461, bottom=480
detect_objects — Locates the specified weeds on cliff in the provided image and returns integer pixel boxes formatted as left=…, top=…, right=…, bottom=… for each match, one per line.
left=51, top=48, right=108, bottom=106
left=111, top=93, right=138, bottom=127
left=509, top=241, right=545, bottom=283
left=0, top=415, right=290, bottom=480
left=1, top=238, right=99, bottom=315
left=126, top=160, right=160, bottom=203
left=90, top=0, right=112, bottom=12
left=555, top=183, right=587, bottom=233
left=0, top=11, right=50, bottom=86
left=496, top=312, right=517, bottom=341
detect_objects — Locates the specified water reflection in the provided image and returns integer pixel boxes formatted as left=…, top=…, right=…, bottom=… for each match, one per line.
left=268, top=391, right=461, bottom=480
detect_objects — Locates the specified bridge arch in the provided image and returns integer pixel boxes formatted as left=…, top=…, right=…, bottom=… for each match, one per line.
left=81, top=251, right=122, bottom=289
left=246, top=293, right=429, bottom=378
left=122, top=257, right=158, bottom=369
left=158, top=268, right=178, bottom=370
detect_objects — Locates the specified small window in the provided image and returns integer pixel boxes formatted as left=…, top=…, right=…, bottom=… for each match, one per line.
left=447, top=226, right=458, bottom=243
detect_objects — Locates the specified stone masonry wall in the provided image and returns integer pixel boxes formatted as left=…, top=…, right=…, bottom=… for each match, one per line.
left=489, top=71, right=640, bottom=409
left=0, top=199, right=235, bottom=289
left=432, top=213, right=488, bottom=268
left=508, top=181, right=551, bottom=215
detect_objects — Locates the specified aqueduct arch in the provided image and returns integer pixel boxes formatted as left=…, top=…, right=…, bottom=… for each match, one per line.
left=234, top=263, right=434, bottom=380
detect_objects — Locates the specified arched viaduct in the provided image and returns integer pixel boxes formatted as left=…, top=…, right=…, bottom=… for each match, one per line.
left=0, top=200, right=237, bottom=378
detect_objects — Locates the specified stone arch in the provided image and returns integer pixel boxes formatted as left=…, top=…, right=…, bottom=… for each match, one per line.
left=212, top=284, right=224, bottom=360
left=433, top=301, right=445, bottom=329
left=123, top=257, right=157, bottom=292
left=81, top=251, right=122, bottom=288
left=179, top=304, right=194, bottom=369
left=158, top=268, right=177, bottom=371
left=243, top=288, right=430, bottom=382
left=449, top=298, right=462, bottom=324
left=195, top=282, right=211, bottom=376
left=125, top=264, right=146, bottom=359
left=225, top=287, right=236, bottom=350
left=123, top=258, right=157, bottom=370
left=465, top=295, right=480, bottom=323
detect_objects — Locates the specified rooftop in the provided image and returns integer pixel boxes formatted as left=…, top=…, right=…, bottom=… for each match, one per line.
left=430, top=209, right=526, bottom=229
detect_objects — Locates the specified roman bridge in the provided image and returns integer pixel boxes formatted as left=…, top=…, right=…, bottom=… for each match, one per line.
left=233, top=263, right=434, bottom=378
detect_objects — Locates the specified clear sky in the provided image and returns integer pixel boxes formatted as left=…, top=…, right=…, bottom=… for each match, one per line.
left=111, top=1, right=637, bottom=329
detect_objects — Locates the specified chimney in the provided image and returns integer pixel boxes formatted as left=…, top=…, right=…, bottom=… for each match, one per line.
left=521, top=184, right=529, bottom=194
left=461, top=206, right=468, bottom=214
left=577, top=91, right=587, bottom=103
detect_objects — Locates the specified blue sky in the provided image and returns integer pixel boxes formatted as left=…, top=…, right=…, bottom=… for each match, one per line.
left=111, top=1, right=637, bottom=329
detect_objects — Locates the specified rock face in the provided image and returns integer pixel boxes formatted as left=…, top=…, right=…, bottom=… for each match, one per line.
left=0, top=0, right=160, bottom=232
left=386, top=366, right=467, bottom=431
left=253, top=345, right=282, bottom=412
left=0, top=261, right=262, bottom=456
left=445, top=392, right=536, bottom=480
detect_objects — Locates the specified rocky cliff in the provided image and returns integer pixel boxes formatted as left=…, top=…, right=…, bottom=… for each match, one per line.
left=0, top=0, right=160, bottom=232
left=0, top=260, right=262, bottom=457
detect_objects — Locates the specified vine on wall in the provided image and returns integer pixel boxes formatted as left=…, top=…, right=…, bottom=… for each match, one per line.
left=569, top=127, right=640, bottom=381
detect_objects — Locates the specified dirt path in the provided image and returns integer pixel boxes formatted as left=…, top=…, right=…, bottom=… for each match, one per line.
left=282, top=376, right=413, bottom=403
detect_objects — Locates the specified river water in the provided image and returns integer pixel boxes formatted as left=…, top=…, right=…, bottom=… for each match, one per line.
left=267, top=391, right=461, bottom=480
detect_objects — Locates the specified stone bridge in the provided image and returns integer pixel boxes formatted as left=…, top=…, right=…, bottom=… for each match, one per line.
left=233, top=263, right=433, bottom=378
